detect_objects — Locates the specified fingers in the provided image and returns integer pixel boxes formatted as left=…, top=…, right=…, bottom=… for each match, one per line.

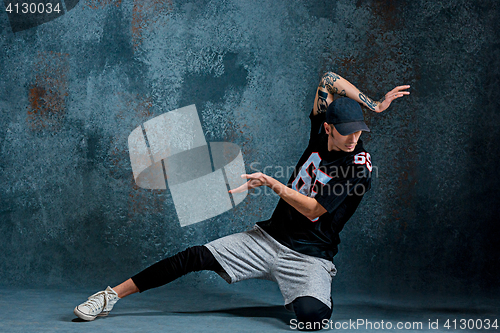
left=390, top=85, right=411, bottom=95
left=240, top=173, right=257, bottom=179
left=229, top=175, right=255, bottom=194
left=230, top=173, right=266, bottom=194
left=390, top=92, right=409, bottom=100
left=386, top=85, right=410, bottom=102
left=240, top=173, right=265, bottom=181
left=229, top=183, right=248, bottom=194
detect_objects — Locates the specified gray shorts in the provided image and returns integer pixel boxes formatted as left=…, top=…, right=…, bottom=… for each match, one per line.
left=204, top=224, right=337, bottom=309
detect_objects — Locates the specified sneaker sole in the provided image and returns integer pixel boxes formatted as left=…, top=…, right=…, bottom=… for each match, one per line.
left=73, top=306, right=98, bottom=321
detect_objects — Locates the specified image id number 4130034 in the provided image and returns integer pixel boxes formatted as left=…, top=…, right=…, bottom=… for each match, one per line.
left=5, top=2, right=62, bottom=14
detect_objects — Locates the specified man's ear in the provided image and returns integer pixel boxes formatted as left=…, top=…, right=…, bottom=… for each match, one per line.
left=323, top=122, right=331, bottom=135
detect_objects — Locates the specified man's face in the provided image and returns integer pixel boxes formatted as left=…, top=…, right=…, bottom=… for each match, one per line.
left=324, top=123, right=362, bottom=152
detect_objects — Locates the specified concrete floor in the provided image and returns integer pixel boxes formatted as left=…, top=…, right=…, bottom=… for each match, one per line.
left=0, top=280, right=498, bottom=332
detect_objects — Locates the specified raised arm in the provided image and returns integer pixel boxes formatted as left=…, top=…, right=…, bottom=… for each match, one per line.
left=312, top=72, right=410, bottom=116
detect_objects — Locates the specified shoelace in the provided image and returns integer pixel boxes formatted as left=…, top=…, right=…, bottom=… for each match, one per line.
left=83, top=290, right=109, bottom=312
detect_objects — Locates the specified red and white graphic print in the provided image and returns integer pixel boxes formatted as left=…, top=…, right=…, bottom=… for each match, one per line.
left=353, top=152, right=372, bottom=172
left=291, top=153, right=333, bottom=198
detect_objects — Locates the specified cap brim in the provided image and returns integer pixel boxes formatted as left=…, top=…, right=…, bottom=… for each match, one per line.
left=335, top=121, right=370, bottom=136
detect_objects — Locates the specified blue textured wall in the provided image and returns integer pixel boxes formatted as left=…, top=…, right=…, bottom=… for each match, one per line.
left=1, top=0, right=499, bottom=298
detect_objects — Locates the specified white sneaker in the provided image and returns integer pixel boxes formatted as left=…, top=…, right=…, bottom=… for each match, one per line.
left=74, top=286, right=120, bottom=321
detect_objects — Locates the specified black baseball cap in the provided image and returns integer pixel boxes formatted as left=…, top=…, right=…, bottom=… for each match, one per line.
left=326, top=97, right=370, bottom=136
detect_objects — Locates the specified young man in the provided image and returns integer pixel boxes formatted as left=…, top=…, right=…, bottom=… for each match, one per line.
left=74, top=72, right=409, bottom=330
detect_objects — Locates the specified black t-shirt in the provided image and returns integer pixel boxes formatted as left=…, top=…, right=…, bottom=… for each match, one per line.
left=256, top=110, right=372, bottom=261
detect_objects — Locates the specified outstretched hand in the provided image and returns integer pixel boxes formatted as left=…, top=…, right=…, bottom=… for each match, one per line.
left=374, top=85, right=411, bottom=113
left=228, top=173, right=269, bottom=194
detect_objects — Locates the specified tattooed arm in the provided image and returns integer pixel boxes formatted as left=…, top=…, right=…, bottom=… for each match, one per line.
left=312, top=72, right=410, bottom=116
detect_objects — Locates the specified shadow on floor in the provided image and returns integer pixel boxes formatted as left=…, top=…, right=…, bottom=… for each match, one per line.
left=172, top=305, right=296, bottom=324
left=70, top=305, right=295, bottom=329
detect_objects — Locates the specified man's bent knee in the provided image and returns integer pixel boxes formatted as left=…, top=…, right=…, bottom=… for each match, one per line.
left=292, top=296, right=332, bottom=331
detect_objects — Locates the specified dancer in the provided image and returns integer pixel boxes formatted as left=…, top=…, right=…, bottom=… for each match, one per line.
left=74, top=72, right=409, bottom=331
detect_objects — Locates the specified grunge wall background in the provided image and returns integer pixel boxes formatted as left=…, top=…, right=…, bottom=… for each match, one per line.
left=0, top=0, right=498, bottom=299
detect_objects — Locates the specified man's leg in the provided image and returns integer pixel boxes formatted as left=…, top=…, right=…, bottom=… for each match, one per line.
left=112, top=278, right=139, bottom=298
left=292, top=296, right=333, bottom=331
left=129, top=245, right=222, bottom=293
left=267, top=226, right=336, bottom=330
left=74, top=245, right=222, bottom=320
left=111, top=244, right=222, bottom=296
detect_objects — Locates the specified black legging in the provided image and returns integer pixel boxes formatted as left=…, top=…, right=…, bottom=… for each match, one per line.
left=131, top=245, right=332, bottom=331
left=131, top=245, right=222, bottom=291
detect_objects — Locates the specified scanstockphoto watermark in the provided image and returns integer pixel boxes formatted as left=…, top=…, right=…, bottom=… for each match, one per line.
left=290, top=318, right=425, bottom=331
left=290, top=318, right=499, bottom=331
left=248, top=161, right=379, bottom=197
